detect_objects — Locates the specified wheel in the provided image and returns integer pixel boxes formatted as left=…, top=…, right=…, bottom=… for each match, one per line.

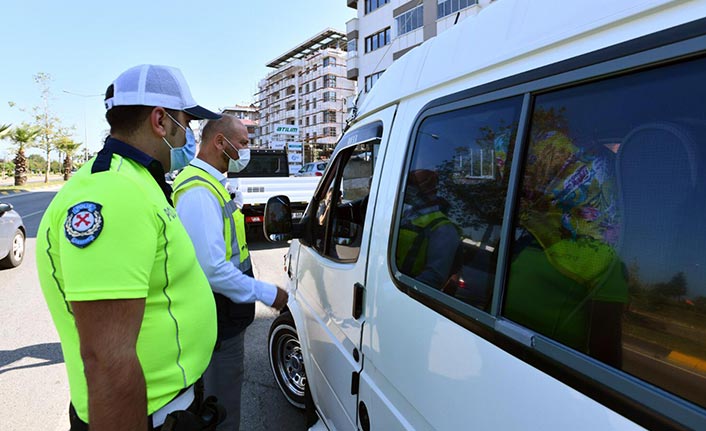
left=268, top=311, right=306, bottom=409
left=0, top=228, right=25, bottom=268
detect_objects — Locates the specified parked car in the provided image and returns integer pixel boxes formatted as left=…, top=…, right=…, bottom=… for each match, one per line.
left=263, top=1, right=706, bottom=430
left=295, top=161, right=327, bottom=177
left=0, top=202, right=25, bottom=268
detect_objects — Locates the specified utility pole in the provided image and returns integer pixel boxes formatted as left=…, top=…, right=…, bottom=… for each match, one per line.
left=62, top=90, right=102, bottom=151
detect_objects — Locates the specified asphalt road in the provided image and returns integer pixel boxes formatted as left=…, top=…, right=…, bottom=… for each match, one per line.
left=0, top=190, right=59, bottom=237
left=0, top=189, right=307, bottom=431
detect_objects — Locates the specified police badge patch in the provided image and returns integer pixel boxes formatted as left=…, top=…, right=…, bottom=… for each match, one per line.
left=65, top=202, right=104, bottom=248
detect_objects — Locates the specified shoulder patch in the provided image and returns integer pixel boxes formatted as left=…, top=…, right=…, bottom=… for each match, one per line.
left=64, top=202, right=104, bottom=248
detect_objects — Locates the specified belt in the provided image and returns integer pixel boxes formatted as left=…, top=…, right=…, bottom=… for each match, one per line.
left=152, top=385, right=195, bottom=428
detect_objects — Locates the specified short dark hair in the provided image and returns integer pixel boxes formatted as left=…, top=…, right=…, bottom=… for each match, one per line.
left=104, top=84, right=179, bottom=136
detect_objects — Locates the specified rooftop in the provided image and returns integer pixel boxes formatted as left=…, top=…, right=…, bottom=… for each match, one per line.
left=266, top=28, right=347, bottom=69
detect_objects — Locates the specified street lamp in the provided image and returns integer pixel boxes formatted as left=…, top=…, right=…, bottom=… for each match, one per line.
left=62, top=90, right=103, bottom=151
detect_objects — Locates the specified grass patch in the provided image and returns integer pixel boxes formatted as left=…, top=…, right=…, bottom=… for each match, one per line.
left=0, top=179, right=65, bottom=192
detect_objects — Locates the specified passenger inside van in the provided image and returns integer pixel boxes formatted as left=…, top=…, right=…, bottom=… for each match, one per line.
left=503, top=128, right=627, bottom=367
left=397, top=169, right=461, bottom=290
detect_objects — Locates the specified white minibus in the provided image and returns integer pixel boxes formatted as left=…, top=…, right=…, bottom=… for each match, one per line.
left=264, top=0, right=706, bottom=429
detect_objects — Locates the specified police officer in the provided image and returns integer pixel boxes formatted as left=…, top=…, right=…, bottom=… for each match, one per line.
left=172, top=114, right=288, bottom=430
left=36, top=64, right=221, bottom=431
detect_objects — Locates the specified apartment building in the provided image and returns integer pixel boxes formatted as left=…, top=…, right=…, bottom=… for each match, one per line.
left=221, top=104, right=259, bottom=146
left=346, top=0, right=494, bottom=102
left=256, top=28, right=356, bottom=164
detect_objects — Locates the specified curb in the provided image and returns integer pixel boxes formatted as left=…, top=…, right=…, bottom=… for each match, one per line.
left=0, top=189, right=30, bottom=196
left=0, top=185, right=64, bottom=197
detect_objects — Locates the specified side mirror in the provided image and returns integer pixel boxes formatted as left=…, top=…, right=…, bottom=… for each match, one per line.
left=333, top=220, right=359, bottom=245
left=0, top=203, right=13, bottom=216
left=264, top=195, right=293, bottom=242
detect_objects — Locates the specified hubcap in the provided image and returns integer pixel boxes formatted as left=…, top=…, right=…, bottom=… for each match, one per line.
left=276, top=332, right=306, bottom=397
left=12, top=233, right=23, bottom=261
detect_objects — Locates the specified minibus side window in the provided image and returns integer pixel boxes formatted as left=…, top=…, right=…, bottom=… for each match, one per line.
left=394, top=96, right=523, bottom=311
left=503, top=56, right=706, bottom=410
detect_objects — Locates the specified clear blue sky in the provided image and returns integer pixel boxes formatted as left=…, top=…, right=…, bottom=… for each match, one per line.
left=0, top=1, right=355, bottom=157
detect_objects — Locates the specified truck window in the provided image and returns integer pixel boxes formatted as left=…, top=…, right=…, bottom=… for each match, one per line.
left=227, top=150, right=289, bottom=178
left=393, top=96, right=523, bottom=311
left=503, top=55, right=706, bottom=409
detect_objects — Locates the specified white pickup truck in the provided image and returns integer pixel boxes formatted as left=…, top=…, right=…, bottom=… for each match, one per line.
left=227, top=149, right=320, bottom=235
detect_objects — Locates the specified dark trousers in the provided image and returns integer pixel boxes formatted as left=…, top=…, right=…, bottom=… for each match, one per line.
left=69, top=380, right=206, bottom=431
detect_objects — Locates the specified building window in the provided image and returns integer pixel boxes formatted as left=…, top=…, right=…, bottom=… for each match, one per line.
left=323, top=91, right=337, bottom=102
left=323, top=127, right=338, bottom=137
left=395, top=5, right=424, bottom=36
left=324, top=110, right=337, bottom=123
left=306, top=100, right=310, bottom=111
left=364, top=71, right=385, bottom=93
left=347, top=39, right=357, bottom=53
left=365, top=0, right=389, bottom=14
left=323, top=57, right=337, bottom=68
left=437, top=0, right=478, bottom=19
left=306, top=117, right=310, bottom=126
left=325, top=75, right=336, bottom=88
left=365, top=27, right=391, bottom=53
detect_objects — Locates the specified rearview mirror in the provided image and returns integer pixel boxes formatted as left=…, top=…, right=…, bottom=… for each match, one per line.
left=264, top=195, right=293, bottom=242
left=0, top=203, right=13, bottom=216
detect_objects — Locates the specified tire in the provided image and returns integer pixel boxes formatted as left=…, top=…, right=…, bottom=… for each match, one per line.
left=0, top=228, right=25, bottom=269
left=268, top=311, right=306, bottom=409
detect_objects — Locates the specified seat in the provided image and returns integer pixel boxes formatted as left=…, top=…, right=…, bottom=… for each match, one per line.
left=616, top=121, right=700, bottom=275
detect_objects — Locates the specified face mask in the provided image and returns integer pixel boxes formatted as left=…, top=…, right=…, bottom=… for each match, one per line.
left=223, top=136, right=251, bottom=173
left=163, top=113, right=196, bottom=171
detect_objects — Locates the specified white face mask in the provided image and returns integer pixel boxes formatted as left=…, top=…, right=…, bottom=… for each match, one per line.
left=223, top=136, right=250, bottom=173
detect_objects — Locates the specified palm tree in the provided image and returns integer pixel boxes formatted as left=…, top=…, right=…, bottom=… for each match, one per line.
left=55, top=137, right=81, bottom=181
left=7, top=124, right=40, bottom=186
left=0, top=124, right=11, bottom=180
left=0, top=124, right=10, bottom=138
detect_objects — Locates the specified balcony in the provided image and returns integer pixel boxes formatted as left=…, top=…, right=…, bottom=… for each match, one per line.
left=346, top=17, right=358, bottom=35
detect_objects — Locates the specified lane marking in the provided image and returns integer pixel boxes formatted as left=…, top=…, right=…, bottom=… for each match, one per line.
left=21, top=209, right=46, bottom=218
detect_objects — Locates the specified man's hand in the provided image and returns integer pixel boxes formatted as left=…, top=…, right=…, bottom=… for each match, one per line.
left=271, top=286, right=289, bottom=310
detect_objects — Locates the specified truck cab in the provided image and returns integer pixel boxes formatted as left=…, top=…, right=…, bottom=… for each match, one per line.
left=227, top=149, right=320, bottom=236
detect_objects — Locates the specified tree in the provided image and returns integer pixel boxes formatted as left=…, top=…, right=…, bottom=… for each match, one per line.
left=6, top=124, right=40, bottom=186
left=0, top=124, right=12, bottom=180
left=0, top=123, right=10, bottom=138
left=27, top=154, right=46, bottom=175
left=55, top=137, right=81, bottom=180
left=654, top=271, right=688, bottom=299
left=32, top=72, right=73, bottom=183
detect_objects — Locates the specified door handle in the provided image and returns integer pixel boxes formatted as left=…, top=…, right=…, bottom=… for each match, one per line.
left=352, top=282, right=364, bottom=319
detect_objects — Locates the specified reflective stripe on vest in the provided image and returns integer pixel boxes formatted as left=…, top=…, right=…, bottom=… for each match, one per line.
left=398, top=211, right=453, bottom=276
left=172, top=166, right=250, bottom=269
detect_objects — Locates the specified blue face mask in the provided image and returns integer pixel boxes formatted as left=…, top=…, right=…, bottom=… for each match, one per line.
left=163, top=113, right=196, bottom=171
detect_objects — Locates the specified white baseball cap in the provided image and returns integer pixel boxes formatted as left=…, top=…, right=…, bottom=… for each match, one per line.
left=104, top=64, right=221, bottom=120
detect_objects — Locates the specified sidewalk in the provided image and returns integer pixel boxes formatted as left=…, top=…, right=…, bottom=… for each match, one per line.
left=0, top=175, right=65, bottom=196
left=0, top=174, right=64, bottom=188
